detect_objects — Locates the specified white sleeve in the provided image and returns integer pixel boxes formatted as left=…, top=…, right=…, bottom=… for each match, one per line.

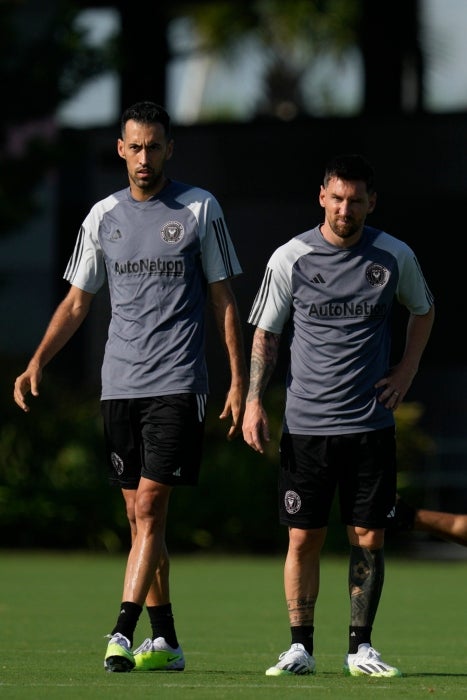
left=63, top=201, right=110, bottom=293
left=190, top=192, right=243, bottom=283
left=248, top=237, right=313, bottom=333
left=247, top=248, right=294, bottom=333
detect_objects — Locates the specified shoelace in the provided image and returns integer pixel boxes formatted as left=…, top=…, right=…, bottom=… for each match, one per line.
left=134, top=638, right=153, bottom=654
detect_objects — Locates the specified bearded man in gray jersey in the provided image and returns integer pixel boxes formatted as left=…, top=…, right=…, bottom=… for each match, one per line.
left=242, top=154, right=434, bottom=678
left=14, top=101, right=247, bottom=672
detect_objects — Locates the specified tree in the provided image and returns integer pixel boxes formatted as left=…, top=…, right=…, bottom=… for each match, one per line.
left=0, top=0, right=425, bottom=237
left=359, top=0, right=423, bottom=115
left=168, top=0, right=424, bottom=120
left=113, top=1, right=169, bottom=110
left=169, top=0, right=361, bottom=120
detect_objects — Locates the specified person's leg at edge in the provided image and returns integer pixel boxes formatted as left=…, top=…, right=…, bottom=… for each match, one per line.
left=415, top=509, right=467, bottom=547
left=392, top=493, right=467, bottom=547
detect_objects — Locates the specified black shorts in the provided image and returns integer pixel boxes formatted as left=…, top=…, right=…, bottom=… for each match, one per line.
left=101, top=394, right=207, bottom=489
left=278, top=427, right=397, bottom=529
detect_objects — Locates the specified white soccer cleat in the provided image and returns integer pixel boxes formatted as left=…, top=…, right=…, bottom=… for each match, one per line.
left=344, top=643, right=402, bottom=677
left=265, top=642, right=316, bottom=676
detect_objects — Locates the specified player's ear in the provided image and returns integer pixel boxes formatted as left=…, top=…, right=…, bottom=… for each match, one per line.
left=368, top=192, right=377, bottom=213
left=117, top=138, right=125, bottom=160
left=319, top=184, right=326, bottom=209
left=166, top=138, right=174, bottom=161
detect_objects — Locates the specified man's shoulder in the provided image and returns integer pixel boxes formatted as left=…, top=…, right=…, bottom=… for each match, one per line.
left=274, top=226, right=319, bottom=254
left=268, top=227, right=318, bottom=269
left=366, top=226, right=413, bottom=255
left=295, top=225, right=321, bottom=244
left=168, top=180, right=216, bottom=202
left=86, top=189, right=127, bottom=220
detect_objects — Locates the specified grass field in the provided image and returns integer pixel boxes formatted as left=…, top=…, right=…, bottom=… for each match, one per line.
left=1, top=550, right=467, bottom=699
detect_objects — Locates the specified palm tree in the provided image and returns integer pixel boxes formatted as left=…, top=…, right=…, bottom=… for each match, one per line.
left=164, top=0, right=423, bottom=120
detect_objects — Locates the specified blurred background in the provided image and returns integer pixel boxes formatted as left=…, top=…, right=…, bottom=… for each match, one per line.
left=1, top=0, right=466, bottom=554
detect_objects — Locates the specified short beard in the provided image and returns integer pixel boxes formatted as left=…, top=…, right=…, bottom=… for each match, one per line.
left=332, top=223, right=359, bottom=239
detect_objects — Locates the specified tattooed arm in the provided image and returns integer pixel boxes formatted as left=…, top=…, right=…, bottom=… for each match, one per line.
left=242, top=327, right=281, bottom=454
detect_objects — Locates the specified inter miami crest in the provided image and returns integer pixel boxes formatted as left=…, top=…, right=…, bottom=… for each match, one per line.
left=161, top=221, right=184, bottom=244
left=365, top=263, right=388, bottom=287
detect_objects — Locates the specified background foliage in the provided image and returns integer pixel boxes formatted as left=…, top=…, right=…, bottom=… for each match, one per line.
left=1, top=357, right=433, bottom=553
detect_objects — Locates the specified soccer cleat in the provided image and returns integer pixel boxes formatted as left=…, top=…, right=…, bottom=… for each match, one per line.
left=104, top=632, right=135, bottom=672
left=265, top=642, right=316, bottom=676
left=133, top=636, right=185, bottom=671
left=344, top=643, right=402, bottom=677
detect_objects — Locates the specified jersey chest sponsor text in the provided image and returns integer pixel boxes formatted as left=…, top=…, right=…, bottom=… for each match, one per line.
left=308, top=300, right=388, bottom=319
left=113, top=258, right=185, bottom=276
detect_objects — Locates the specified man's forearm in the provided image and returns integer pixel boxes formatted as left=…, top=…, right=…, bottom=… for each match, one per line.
left=246, top=329, right=281, bottom=401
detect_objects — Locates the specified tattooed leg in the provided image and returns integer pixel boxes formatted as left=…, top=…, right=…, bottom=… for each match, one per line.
left=284, top=527, right=326, bottom=621
left=349, top=545, right=384, bottom=626
left=283, top=527, right=325, bottom=655
left=348, top=545, right=384, bottom=650
left=287, top=596, right=316, bottom=627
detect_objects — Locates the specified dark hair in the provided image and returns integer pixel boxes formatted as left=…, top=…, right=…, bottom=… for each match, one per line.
left=120, top=101, right=172, bottom=140
left=323, top=154, right=375, bottom=193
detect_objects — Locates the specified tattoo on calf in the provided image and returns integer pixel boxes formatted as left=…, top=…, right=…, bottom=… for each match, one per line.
left=286, top=597, right=316, bottom=626
left=349, top=545, right=385, bottom=627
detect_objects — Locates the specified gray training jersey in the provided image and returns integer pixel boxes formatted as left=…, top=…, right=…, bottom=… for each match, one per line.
left=248, top=225, right=434, bottom=435
left=64, top=180, right=242, bottom=399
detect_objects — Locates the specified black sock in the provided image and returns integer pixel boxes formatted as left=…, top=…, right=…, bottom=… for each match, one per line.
left=348, top=626, right=372, bottom=654
left=291, top=625, right=314, bottom=655
left=111, top=601, right=142, bottom=647
left=147, top=603, right=178, bottom=648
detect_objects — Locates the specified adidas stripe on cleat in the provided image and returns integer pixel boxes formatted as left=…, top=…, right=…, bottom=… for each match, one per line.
left=265, top=643, right=316, bottom=676
left=344, top=644, right=402, bottom=677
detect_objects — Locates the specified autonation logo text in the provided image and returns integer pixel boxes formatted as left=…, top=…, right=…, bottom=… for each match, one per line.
left=308, top=301, right=387, bottom=318
left=114, top=258, right=184, bottom=276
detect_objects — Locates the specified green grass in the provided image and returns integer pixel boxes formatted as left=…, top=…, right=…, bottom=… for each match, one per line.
left=1, top=551, right=467, bottom=698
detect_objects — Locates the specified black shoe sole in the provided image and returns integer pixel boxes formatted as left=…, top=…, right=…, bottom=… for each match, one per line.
left=104, top=656, right=135, bottom=672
